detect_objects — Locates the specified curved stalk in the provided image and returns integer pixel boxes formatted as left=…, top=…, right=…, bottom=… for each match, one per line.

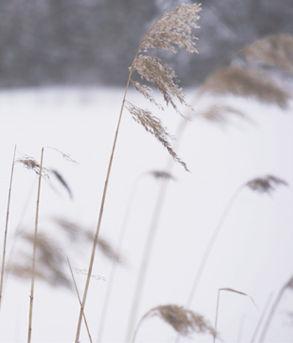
left=185, top=184, right=245, bottom=309
left=259, top=276, right=293, bottom=342
left=0, top=145, right=16, bottom=311
left=28, top=147, right=44, bottom=343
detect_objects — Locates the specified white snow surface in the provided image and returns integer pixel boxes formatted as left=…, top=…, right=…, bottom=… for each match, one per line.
left=0, top=86, right=293, bottom=342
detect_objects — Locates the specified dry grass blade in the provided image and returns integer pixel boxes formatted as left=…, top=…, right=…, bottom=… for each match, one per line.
left=199, top=66, right=290, bottom=109
left=246, top=175, right=288, bottom=195
left=126, top=101, right=189, bottom=171
left=51, top=170, right=73, bottom=199
left=237, top=34, right=293, bottom=74
left=133, top=304, right=216, bottom=342
left=214, top=288, right=258, bottom=343
left=219, top=288, right=258, bottom=311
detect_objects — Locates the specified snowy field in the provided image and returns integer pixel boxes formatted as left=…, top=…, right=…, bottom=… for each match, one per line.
left=0, top=86, right=293, bottom=342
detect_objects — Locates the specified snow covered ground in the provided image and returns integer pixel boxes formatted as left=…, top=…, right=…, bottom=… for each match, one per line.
left=0, top=86, right=293, bottom=342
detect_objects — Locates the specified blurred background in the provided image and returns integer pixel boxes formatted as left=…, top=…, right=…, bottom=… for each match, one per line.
left=1, top=0, right=293, bottom=88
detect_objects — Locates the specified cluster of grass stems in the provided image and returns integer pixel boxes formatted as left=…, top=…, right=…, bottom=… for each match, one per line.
left=1, top=3, right=293, bottom=342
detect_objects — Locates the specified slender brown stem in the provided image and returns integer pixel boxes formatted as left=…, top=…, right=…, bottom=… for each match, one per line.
left=67, top=258, right=92, bottom=343
left=28, top=147, right=44, bottom=343
left=75, top=67, right=133, bottom=343
left=74, top=15, right=165, bottom=342
left=0, top=145, right=17, bottom=311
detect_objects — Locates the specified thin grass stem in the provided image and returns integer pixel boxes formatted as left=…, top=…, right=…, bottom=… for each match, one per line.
left=28, top=147, right=44, bottom=343
left=67, top=258, right=92, bottom=343
left=0, top=145, right=16, bottom=311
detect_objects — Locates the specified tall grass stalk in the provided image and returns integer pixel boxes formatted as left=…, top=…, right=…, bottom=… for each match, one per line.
left=0, top=145, right=16, bottom=311
left=74, top=60, right=133, bottom=343
left=28, top=147, right=44, bottom=343
left=75, top=4, right=201, bottom=342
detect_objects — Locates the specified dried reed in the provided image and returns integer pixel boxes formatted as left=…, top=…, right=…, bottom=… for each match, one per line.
left=75, top=4, right=201, bottom=342
left=0, top=146, right=16, bottom=312
left=133, top=304, right=216, bottom=342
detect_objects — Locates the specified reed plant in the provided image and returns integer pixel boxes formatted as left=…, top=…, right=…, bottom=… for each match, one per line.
left=74, top=4, right=201, bottom=342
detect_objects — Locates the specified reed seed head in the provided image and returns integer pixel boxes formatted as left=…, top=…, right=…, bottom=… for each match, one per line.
left=246, top=175, right=288, bottom=195
left=126, top=3, right=201, bottom=171
left=146, top=304, right=216, bottom=337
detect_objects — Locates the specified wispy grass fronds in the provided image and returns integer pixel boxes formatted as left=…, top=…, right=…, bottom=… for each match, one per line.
left=8, top=231, right=71, bottom=289
left=0, top=146, right=16, bottom=312
left=126, top=101, right=189, bottom=171
left=133, top=304, right=216, bottom=342
left=131, top=3, right=201, bottom=113
left=237, top=34, right=293, bottom=74
left=246, top=175, right=288, bottom=195
left=199, top=66, right=290, bottom=109
left=44, top=147, right=79, bottom=165
left=214, top=288, right=258, bottom=343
